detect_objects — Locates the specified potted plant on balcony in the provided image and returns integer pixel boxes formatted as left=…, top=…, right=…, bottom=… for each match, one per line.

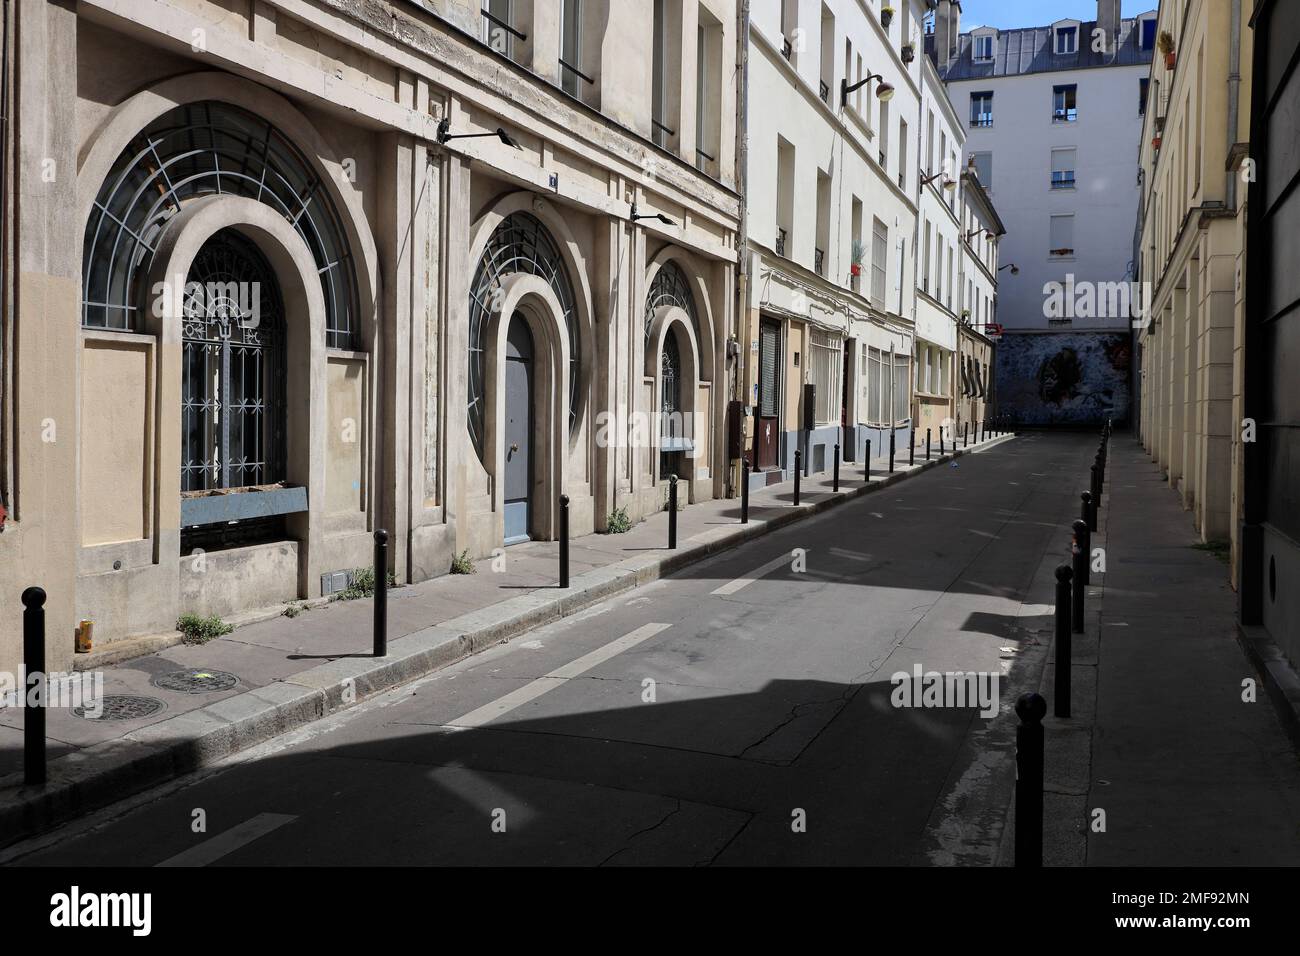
left=1158, top=30, right=1176, bottom=69
left=882, top=5, right=895, bottom=28
left=901, top=42, right=915, bottom=63
left=850, top=239, right=866, bottom=279
left=1152, top=134, right=1162, bottom=150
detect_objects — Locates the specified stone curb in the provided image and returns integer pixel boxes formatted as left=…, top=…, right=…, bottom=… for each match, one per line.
left=0, top=434, right=1016, bottom=847
left=1236, top=623, right=1300, bottom=751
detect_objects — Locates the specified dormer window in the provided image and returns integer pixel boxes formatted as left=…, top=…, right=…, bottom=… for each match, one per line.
left=1055, top=25, right=1077, bottom=54
left=974, top=35, right=994, bottom=61
left=1139, top=17, right=1157, bottom=51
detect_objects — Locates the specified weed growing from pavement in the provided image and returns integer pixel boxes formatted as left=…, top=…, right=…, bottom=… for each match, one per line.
left=604, top=507, right=633, bottom=534
left=335, top=565, right=395, bottom=600
left=1191, top=540, right=1231, bottom=563
left=450, top=550, right=477, bottom=574
left=177, top=613, right=233, bottom=644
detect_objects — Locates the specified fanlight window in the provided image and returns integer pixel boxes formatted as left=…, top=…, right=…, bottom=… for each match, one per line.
left=643, top=260, right=700, bottom=344
left=82, top=100, right=359, bottom=348
left=467, top=212, right=581, bottom=460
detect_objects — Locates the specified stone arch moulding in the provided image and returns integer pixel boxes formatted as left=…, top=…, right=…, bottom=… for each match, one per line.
left=145, top=195, right=328, bottom=598
left=483, top=273, right=571, bottom=541
left=466, top=191, right=597, bottom=454
left=645, top=246, right=718, bottom=383
left=76, top=71, right=380, bottom=347
left=644, top=306, right=703, bottom=491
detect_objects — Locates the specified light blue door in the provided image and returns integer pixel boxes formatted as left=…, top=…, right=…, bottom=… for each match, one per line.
left=503, top=315, right=533, bottom=545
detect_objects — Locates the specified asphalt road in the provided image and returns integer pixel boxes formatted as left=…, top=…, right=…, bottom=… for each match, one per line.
left=7, top=433, right=1096, bottom=866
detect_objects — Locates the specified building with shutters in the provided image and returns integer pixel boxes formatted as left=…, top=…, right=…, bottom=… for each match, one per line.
left=912, top=40, right=966, bottom=446
left=0, top=0, right=741, bottom=674
left=932, top=0, right=1155, bottom=332
left=740, top=0, right=924, bottom=486
left=954, top=163, right=1002, bottom=432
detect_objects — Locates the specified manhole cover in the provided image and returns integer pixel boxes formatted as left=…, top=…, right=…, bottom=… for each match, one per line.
left=152, top=669, right=240, bottom=694
left=74, top=695, right=167, bottom=721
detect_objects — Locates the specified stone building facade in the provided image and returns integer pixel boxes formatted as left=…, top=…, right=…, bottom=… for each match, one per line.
left=0, top=0, right=740, bottom=673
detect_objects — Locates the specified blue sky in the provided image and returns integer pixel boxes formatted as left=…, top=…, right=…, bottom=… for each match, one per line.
left=956, top=1, right=1156, bottom=30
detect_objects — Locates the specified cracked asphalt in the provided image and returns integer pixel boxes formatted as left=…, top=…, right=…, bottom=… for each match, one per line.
left=9, top=433, right=1094, bottom=866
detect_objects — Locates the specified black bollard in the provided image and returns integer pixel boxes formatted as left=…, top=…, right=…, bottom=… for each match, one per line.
left=833, top=443, right=840, bottom=492
left=1082, top=491, right=1096, bottom=533
left=793, top=449, right=802, bottom=506
left=1015, top=692, right=1046, bottom=867
left=909, top=430, right=916, bottom=467
left=1055, top=564, right=1073, bottom=718
left=741, top=458, right=750, bottom=525
left=1075, top=514, right=1091, bottom=587
left=926, top=428, right=932, bottom=460
left=559, top=494, right=570, bottom=588
left=865, top=439, right=872, bottom=479
left=889, top=428, right=896, bottom=473
left=1091, top=463, right=1101, bottom=515
left=373, top=530, right=388, bottom=658
left=668, top=475, right=678, bottom=549
left=964, top=421, right=969, bottom=447
left=979, top=420, right=985, bottom=443
left=940, top=427, right=946, bottom=456
left=22, top=586, right=47, bottom=787
left=1071, top=521, right=1087, bottom=636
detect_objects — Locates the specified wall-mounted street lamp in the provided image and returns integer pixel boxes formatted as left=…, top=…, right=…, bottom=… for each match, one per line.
left=965, top=228, right=992, bottom=242
left=998, top=263, right=1020, bottom=275
left=630, top=203, right=675, bottom=227
left=920, top=169, right=957, bottom=190
left=841, top=72, right=895, bottom=108
left=436, top=117, right=522, bottom=149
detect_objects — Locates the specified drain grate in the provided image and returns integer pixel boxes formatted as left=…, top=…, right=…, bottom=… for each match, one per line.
left=74, top=695, right=167, bottom=721
left=152, top=669, right=240, bottom=694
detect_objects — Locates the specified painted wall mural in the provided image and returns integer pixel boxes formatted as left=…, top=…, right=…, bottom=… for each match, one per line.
left=995, top=331, right=1132, bottom=426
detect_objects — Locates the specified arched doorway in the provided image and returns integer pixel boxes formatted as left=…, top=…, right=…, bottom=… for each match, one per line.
left=503, top=314, right=535, bottom=545
left=659, top=331, right=683, bottom=481
left=181, top=230, right=286, bottom=494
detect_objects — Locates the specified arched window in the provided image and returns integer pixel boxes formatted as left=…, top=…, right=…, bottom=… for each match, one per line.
left=181, top=229, right=285, bottom=492
left=467, top=212, right=581, bottom=460
left=659, top=332, right=682, bottom=481
left=82, top=100, right=358, bottom=348
left=643, top=260, right=700, bottom=344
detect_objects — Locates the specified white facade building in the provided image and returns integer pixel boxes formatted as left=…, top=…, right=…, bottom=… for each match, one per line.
left=912, top=47, right=965, bottom=442
left=933, top=0, right=1155, bottom=331
left=741, top=0, right=926, bottom=482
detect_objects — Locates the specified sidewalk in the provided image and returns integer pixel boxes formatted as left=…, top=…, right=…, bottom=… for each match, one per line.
left=1031, top=435, right=1300, bottom=865
left=0, top=431, right=1013, bottom=845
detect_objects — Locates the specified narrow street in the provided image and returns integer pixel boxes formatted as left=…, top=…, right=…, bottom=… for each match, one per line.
left=7, top=434, right=1090, bottom=867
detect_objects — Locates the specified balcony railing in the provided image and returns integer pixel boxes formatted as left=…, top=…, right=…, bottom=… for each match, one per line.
left=971, top=114, right=993, bottom=127
left=559, top=58, right=595, bottom=88
left=782, top=36, right=792, bottom=60
left=1053, top=108, right=1078, bottom=123
left=480, top=8, right=525, bottom=46
left=651, top=117, right=675, bottom=148
left=814, top=247, right=825, bottom=276
left=1051, top=173, right=1077, bottom=189
left=819, top=80, right=830, bottom=104
left=776, top=227, right=788, bottom=257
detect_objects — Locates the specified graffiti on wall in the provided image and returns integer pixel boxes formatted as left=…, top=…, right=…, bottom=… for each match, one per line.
left=995, top=332, right=1131, bottom=426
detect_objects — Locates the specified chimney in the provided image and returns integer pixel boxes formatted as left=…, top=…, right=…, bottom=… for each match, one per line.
left=1097, top=0, right=1121, bottom=51
left=935, top=0, right=962, bottom=71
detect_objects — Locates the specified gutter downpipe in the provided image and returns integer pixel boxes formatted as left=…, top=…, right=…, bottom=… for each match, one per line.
left=1227, top=0, right=1242, bottom=211
left=732, top=0, right=750, bottom=499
